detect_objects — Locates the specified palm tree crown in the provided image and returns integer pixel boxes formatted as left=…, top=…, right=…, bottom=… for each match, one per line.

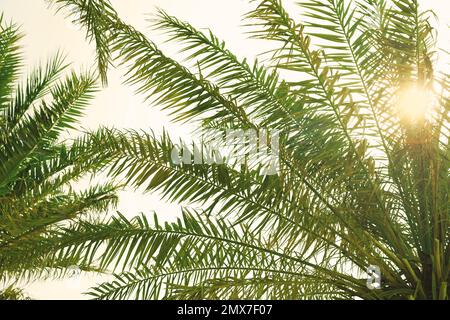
left=38, top=0, right=450, bottom=300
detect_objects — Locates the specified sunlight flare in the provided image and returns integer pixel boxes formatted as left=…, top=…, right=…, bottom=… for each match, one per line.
left=396, top=84, right=434, bottom=123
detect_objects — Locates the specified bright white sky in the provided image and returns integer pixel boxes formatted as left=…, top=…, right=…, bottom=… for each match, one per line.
left=0, top=0, right=449, bottom=300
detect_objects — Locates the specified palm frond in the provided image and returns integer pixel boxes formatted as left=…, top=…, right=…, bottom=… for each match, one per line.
left=0, top=14, right=22, bottom=113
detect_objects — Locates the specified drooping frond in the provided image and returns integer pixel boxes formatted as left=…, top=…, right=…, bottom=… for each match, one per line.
left=47, top=0, right=117, bottom=84
left=45, top=211, right=367, bottom=300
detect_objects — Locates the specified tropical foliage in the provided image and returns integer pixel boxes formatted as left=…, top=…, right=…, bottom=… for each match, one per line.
left=23, top=0, right=450, bottom=300
left=0, top=14, right=120, bottom=297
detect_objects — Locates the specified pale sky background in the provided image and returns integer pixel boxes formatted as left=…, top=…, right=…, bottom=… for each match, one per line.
left=0, top=0, right=449, bottom=300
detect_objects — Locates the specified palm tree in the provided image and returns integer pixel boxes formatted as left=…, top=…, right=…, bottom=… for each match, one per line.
left=49, top=0, right=448, bottom=300
left=0, top=14, right=120, bottom=296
